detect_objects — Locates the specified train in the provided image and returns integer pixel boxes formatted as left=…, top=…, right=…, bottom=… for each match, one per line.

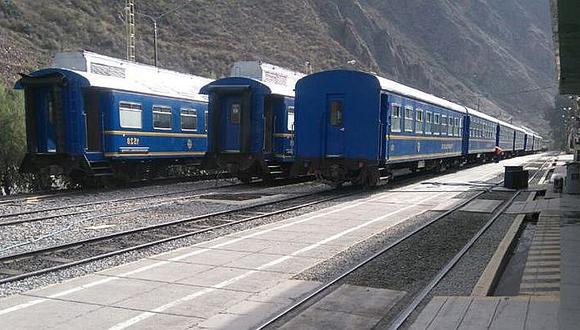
left=200, top=62, right=304, bottom=182
left=16, top=51, right=211, bottom=188
left=292, top=70, right=543, bottom=187
left=17, top=52, right=544, bottom=189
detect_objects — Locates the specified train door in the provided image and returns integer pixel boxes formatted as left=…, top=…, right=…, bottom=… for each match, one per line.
left=263, top=96, right=274, bottom=154
left=32, top=85, right=64, bottom=153
left=380, top=94, right=389, bottom=161
left=462, top=115, right=470, bottom=155
left=83, top=90, right=102, bottom=152
left=325, top=94, right=345, bottom=157
left=220, top=96, right=243, bottom=152
left=20, top=74, right=66, bottom=154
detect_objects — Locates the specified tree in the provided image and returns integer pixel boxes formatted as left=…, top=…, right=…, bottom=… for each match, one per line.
left=0, top=84, right=25, bottom=194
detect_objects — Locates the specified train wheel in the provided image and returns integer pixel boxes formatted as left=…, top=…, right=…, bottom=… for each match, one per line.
left=365, top=167, right=380, bottom=189
left=34, top=173, right=53, bottom=191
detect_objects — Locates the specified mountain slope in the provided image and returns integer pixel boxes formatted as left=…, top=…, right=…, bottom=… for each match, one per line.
left=0, top=0, right=555, bottom=135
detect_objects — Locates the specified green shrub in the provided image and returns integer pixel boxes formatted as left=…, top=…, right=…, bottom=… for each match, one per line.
left=0, top=0, right=21, bottom=17
left=0, top=84, right=26, bottom=193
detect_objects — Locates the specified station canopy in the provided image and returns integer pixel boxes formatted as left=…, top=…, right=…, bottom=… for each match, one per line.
left=552, top=0, right=580, bottom=95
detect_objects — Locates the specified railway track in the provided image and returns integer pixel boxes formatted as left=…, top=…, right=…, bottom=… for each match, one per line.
left=0, top=175, right=317, bottom=227
left=0, top=155, right=549, bottom=287
left=0, top=159, right=501, bottom=284
left=0, top=181, right=251, bottom=227
left=256, top=155, right=554, bottom=330
left=0, top=187, right=360, bottom=285
left=0, top=171, right=238, bottom=208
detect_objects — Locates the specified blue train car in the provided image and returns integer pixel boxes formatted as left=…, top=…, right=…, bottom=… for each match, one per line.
left=200, top=62, right=303, bottom=182
left=514, top=126, right=526, bottom=154
left=16, top=51, right=211, bottom=187
left=294, top=70, right=472, bottom=186
left=497, top=121, right=516, bottom=156
left=465, top=109, right=498, bottom=161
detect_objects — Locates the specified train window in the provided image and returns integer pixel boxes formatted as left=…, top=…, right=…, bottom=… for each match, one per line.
left=404, top=107, right=414, bottom=132
left=330, top=101, right=343, bottom=126
left=391, top=104, right=401, bottom=132
left=448, top=116, right=453, bottom=136
left=455, top=118, right=460, bottom=136
left=181, top=108, right=197, bottom=131
left=153, top=105, right=172, bottom=130
left=230, top=103, right=241, bottom=124
left=287, top=106, right=295, bottom=132
left=119, top=102, right=142, bottom=129
left=415, top=109, right=423, bottom=134
left=425, top=111, right=432, bottom=134
left=449, top=117, right=454, bottom=136
left=441, top=115, right=448, bottom=135
left=434, top=114, right=440, bottom=135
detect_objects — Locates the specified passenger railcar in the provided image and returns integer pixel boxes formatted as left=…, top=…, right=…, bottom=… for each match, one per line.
left=293, top=70, right=543, bottom=187
left=514, top=126, right=527, bottom=154
left=497, top=122, right=516, bottom=157
left=465, top=109, right=498, bottom=161
left=201, top=62, right=304, bottom=182
left=16, top=51, right=211, bottom=187
left=294, top=70, right=471, bottom=186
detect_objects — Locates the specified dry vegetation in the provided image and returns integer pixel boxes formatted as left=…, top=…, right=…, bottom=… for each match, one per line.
left=0, top=0, right=557, bottom=136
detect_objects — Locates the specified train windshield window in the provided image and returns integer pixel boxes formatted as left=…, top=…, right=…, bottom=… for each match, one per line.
left=181, top=108, right=198, bottom=131
left=119, top=102, right=142, bottom=129
left=330, top=101, right=343, bottom=126
left=391, top=104, right=401, bottom=132
left=287, top=106, right=295, bottom=131
left=415, top=109, right=423, bottom=133
left=153, top=106, right=172, bottom=130
left=425, top=111, right=432, bottom=134
left=404, top=107, right=414, bottom=132
left=230, top=103, right=241, bottom=124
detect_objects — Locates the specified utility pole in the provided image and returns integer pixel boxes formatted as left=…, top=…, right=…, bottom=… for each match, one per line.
left=136, top=0, right=193, bottom=67
left=125, top=0, right=136, bottom=62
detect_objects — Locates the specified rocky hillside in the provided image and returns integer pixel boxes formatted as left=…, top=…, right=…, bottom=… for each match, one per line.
left=0, top=0, right=556, bottom=135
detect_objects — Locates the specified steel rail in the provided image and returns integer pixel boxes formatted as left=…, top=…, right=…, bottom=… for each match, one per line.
left=0, top=183, right=240, bottom=219
left=386, top=155, right=554, bottom=329
left=0, top=172, right=232, bottom=206
left=256, top=156, right=552, bottom=330
left=0, top=189, right=361, bottom=285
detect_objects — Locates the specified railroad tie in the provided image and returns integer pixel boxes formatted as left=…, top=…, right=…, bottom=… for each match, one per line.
left=519, top=214, right=561, bottom=296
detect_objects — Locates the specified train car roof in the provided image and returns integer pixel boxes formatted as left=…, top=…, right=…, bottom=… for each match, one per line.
left=16, top=51, right=212, bottom=102
left=496, top=120, right=522, bottom=132
left=200, top=76, right=296, bottom=98
left=520, top=125, right=542, bottom=137
left=375, top=75, right=468, bottom=114
left=376, top=74, right=519, bottom=127
left=228, top=61, right=305, bottom=97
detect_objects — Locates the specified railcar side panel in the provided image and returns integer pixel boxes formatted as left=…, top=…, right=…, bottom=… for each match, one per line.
left=467, top=115, right=496, bottom=155
left=102, top=91, right=208, bottom=160
left=386, top=94, right=463, bottom=163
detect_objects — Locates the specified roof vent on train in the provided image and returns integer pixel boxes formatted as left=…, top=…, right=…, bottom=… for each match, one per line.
left=230, top=61, right=305, bottom=91
left=46, top=51, right=212, bottom=102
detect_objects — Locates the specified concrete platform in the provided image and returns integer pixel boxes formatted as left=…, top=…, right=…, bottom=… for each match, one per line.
left=460, top=199, right=503, bottom=213
left=0, top=155, right=546, bottom=330
left=411, top=296, right=558, bottom=330
left=279, top=285, right=405, bottom=330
